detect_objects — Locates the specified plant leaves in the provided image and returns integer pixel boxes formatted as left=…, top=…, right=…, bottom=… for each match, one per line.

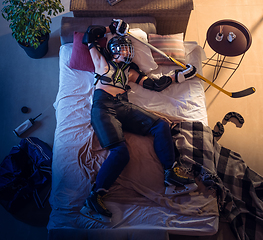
left=1, top=0, right=64, bottom=48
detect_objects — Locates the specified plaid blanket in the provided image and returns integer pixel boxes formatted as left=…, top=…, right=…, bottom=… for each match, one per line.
left=171, top=121, right=263, bottom=240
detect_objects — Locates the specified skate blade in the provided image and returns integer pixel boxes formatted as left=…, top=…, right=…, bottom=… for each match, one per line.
left=80, top=205, right=111, bottom=223
left=165, top=183, right=198, bottom=196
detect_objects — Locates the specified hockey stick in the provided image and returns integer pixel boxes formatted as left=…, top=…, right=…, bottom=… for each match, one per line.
left=127, top=32, right=256, bottom=98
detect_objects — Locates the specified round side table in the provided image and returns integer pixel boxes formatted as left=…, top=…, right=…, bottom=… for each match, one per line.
left=203, top=19, right=252, bottom=85
left=207, top=19, right=252, bottom=56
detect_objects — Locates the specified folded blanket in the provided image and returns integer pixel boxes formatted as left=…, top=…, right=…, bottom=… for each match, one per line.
left=172, top=121, right=263, bottom=240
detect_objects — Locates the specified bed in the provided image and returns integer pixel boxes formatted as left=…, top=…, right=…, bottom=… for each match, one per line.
left=47, top=16, right=263, bottom=240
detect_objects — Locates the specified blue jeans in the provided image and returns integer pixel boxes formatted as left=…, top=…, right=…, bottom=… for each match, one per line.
left=91, top=89, right=175, bottom=192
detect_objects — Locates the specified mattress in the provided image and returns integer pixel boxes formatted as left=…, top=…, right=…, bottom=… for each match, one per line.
left=47, top=38, right=220, bottom=238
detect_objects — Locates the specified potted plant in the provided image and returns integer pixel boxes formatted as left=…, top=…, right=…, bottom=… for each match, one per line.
left=1, top=0, right=64, bottom=58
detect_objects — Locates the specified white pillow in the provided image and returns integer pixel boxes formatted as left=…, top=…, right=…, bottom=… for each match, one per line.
left=107, top=29, right=158, bottom=73
left=128, top=28, right=158, bottom=73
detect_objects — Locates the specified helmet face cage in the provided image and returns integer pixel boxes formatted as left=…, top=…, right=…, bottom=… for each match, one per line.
left=108, top=36, right=135, bottom=64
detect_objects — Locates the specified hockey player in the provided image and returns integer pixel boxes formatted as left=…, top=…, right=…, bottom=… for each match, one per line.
left=81, top=19, right=197, bottom=219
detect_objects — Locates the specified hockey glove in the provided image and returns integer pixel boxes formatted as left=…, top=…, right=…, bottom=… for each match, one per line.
left=174, top=64, right=197, bottom=83
left=143, top=76, right=172, bottom=92
left=82, top=25, right=106, bottom=45
left=109, top=19, right=129, bottom=36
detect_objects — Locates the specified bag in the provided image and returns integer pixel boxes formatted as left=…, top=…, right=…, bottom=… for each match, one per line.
left=0, top=137, right=52, bottom=214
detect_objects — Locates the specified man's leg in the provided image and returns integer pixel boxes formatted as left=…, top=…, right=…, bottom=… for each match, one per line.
left=94, top=142, right=130, bottom=192
left=86, top=90, right=130, bottom=217
left=148, top=119, right=195, bottom=187
left=148, top=119, right=175, bottom=169
left=86, top=142, right=129, bottom=218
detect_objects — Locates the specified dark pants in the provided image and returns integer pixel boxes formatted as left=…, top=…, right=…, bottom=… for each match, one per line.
left=91, top=89, right=175, bottom=192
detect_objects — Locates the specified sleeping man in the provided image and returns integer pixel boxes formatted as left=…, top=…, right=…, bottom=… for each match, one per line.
left=81, top=19, right=197, bottom=218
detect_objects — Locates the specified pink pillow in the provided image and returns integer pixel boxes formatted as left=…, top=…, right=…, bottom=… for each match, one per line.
left=69, top=32, right=107, bottom=72
left=148, top=33, right=186, bottom=65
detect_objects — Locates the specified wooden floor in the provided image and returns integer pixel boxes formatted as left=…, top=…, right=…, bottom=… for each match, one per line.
left=186, top=0, right=263, bottom=176
left=173, top=2, right=263, bottom=238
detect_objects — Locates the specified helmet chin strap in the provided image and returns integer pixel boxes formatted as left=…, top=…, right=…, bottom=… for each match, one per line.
left=112, top=55, right=120, bottom=60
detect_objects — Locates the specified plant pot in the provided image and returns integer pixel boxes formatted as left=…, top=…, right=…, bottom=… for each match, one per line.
left=18, top=33, right=49, bottom=59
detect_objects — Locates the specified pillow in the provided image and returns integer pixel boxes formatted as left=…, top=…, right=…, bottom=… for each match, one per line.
left=148, top=33, right=186, bottom=65
left=69, top=32, right=107, bottom=72
left=127, top=28, right=158, bottom=73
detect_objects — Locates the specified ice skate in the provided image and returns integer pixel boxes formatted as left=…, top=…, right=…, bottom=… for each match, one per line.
left=164, top=165, right=198, bottom=196
left=80, top=189, right=112, bottom=223
left=191, top=164, right=222, bottom=197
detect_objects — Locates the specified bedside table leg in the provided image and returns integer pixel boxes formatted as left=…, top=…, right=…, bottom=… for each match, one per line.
left=213, top=54, right=225, bottom=81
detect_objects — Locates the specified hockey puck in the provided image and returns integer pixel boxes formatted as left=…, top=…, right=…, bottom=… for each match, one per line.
left=21, top=106, right=29, bottom=113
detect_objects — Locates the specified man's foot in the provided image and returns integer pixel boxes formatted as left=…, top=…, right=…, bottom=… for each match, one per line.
left=86, top=190, right=112, bottom=218
left=164, top=165, right=195, bottom=187
left=164, top=165, right=198, bottom=195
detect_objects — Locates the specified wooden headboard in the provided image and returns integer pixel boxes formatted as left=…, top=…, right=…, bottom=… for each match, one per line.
left=69, top=0, right=194, bottom=35
left=60, top=16, right=157, bottom=45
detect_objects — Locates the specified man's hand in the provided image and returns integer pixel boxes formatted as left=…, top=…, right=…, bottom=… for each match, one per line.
left=82, top=25, right=106, bottom=45
left=174, top=64, right=197, bottom=83
left=109, top=19, right=129, bottom=36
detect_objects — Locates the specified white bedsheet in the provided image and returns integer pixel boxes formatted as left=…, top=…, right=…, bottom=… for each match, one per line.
left=47, top=42, right=218, bottom=236
left=128, top=41, right=208, bottom=125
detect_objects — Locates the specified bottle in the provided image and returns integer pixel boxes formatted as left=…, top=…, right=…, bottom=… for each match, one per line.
left=13, top=113, right=42, bottom=137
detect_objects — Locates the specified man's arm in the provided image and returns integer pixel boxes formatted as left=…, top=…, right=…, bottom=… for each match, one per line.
left=82, top=19, right=129, bottom=74
left=128, top=64, right=172, bottom=92
left=129, top=64, right=197, bottom=92
left=82, top=26, right=112, bottom=74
